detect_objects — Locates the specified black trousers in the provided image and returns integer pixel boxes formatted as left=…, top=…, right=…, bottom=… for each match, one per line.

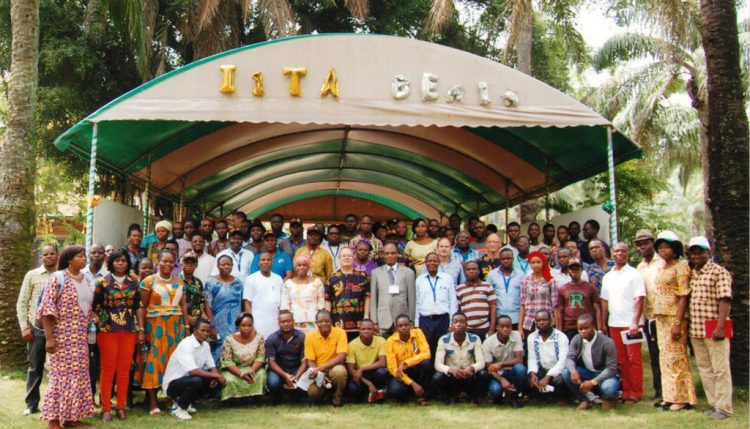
left=387, top=360, right=433, bottom=401
left=25, top=328, right=46, bottom=409
left=418, top=314, right=450, bottom=359
left=166, top=376, right=220, bottom=409
left=431, top=371, right=485, bottom=400
left=644, top=319, right=662, bottom=397
left=89, top=344, right=100, bottom=397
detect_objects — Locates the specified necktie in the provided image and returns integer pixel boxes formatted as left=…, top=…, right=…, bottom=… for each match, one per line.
left=388, top=267, right=395, bottom=284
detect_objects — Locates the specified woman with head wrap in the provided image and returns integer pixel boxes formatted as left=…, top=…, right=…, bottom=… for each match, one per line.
left=280, top=254, right=325, bottom=333
left=147, top=220, right=172, bottom=264
left=518, top=251, right=558, bottom=339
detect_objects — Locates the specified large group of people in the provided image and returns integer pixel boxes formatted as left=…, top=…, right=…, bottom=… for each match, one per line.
left=15, top=212, right=735, bottom=427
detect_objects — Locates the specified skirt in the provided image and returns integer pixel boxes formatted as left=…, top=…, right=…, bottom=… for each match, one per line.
left=655, top=315, right=697, bottom=404
left=220, top=366, right=267, bottom=400
left=135, top=314, right=185, bottom=389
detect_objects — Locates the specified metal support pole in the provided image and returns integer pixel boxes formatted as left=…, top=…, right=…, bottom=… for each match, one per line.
left=84, top=123, right=98, bottom=250
left=504, top=182, right=510, bottom=227
left=143, top=153, right=152, bottom=233
left=544, top=158, right=550, bottom=222
left=606, top=127, right=618, bottom=244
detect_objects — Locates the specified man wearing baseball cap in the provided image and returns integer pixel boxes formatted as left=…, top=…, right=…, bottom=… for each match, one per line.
left=280, top=218, right=306, bottom=257
left=687, top=236, right=733, bottom=420
left=634, top=229, right=664, bottom=404
left=555, top=257, right=602, bottom=341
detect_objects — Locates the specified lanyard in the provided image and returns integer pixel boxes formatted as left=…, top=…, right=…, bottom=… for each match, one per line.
left=327, top=244, right=340, bottom=261
left=500, top=270, right=512, bottom=293
left=230, top=250, right=242, bottom=269
left=427, top=275, right=439, bottom=302
left=516, top=256, right=529, bottom=273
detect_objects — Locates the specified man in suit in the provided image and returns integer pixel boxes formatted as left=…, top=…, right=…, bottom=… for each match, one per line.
left=370, top=243, right=416, bottom=336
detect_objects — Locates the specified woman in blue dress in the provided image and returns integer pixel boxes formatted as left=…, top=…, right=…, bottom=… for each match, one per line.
left=205, top=255, right=244, bottom=362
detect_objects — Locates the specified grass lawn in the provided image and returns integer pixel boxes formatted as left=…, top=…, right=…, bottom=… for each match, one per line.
left=1, top=357, right=747, bottom=429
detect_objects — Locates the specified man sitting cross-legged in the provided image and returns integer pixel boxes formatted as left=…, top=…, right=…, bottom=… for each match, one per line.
left=481, top=315, right=527, bottom=408
left=431, top=312, right=486, bottom=404
left=562, top=314, right=620, bottom=410
left=345, top=319, right=390, bottom=403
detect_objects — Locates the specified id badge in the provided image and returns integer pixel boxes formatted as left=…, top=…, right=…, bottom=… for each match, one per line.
left=388, top=284, right=400, bottom=294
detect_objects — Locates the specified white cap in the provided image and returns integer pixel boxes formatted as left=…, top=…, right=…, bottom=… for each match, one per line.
left=655, top=230, right=680, bottom=243
left=688, top=236, right=711, bottom=250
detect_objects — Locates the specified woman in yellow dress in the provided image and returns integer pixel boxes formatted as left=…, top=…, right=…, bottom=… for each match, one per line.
left=652, top=231, right=696, bottom=411
left=404, top=218, right=437, bottom=276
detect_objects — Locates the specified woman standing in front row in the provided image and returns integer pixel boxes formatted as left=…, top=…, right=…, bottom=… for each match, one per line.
left=37, top=245, right=95, bottom=429
left=92, top=248, right=142, bottom=422
left=136, top=249, right=189, bottom=416
left=652, top=231, right=696, bottom=411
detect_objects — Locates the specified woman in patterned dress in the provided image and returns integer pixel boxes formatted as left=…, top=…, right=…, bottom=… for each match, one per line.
left=37, top=245, right=95, bottom=429
left=325, top=247, right=370, bottom=341
left=136, top=249, right=189, bottom=415
left=652, top=231, right=697, bottom=411
left=146, top=220, right=172, bottom=264
left=219, top=313, right=267, bottom=400
left=281, top=254, right=325, bottom=333
left=205, top=255, right=244, bottom=363
left=404, top=218, right=438, bottom=277
left=518, top=251, right=558, bottom=339
left=92, top=248, right=142, bottom=422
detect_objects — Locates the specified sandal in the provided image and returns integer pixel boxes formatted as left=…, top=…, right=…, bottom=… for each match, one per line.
left=149, top=408, right=161, bottom=416
left=368, top=390, right=385, bottom=404
left=416, top=397, right=430, bottom=407
left=101, top=412, right=112, bottom=423
left=115, top=410, right=126, bottom=420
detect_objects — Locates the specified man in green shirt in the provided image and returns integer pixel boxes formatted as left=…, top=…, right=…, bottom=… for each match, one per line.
left=345, top=319, right=389, bottom=402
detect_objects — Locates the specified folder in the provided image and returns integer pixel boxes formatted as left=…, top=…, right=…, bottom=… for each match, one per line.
left=704, top=319, right=733, bottom=339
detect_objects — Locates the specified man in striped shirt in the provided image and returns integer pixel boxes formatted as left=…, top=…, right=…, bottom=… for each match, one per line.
left=455, top=260, right=497, bottom=341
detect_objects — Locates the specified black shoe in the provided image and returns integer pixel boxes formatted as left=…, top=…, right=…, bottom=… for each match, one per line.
left=22, top=407, right=39, bottom=416
left=509, top=396, right=523, bottom=409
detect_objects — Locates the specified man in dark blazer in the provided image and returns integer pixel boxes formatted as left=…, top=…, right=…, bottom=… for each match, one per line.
left=370, top=243, right=416, bottom=336
left=562, top=313, right=620, bottom=410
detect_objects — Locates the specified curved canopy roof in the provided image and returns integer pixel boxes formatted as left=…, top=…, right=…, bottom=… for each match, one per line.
left=54, top=34, right=640, bottom=219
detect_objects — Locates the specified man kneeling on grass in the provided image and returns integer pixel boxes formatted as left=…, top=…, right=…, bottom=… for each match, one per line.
left=562, top=314, right=620, bottom=410
left=163, top=319, right=226, bottom=420
left=345, top=319, right=390, bottom=403
left=481, top=315, right=527, bottom=408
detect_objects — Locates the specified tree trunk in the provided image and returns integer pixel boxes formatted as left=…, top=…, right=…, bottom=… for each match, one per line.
left=0, top=0, right=40, bottom=369
left=686, top=73, right=713, bottom=240
left=515, top=0, right=533, bottom=75
left=699, top=0, right=750, bottom=386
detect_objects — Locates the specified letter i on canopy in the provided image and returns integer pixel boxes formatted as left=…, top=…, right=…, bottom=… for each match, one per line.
left=219, top=65, right=237, bottom=94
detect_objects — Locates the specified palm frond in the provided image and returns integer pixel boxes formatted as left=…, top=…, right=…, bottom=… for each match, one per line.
left=198, top=0, right=222, bottom=31
left=593, top=32, right=672, bottom=71
left=424, top=0, right=455, bottom=37
left=258, top=0, right=296, bottom=38
left=344, top=0, right=369, bottom=20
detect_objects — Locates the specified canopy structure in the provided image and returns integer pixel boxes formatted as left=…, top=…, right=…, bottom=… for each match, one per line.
left=53, top=34, right=640, bottom=239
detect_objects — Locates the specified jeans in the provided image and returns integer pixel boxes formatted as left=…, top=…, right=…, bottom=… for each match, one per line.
left=484, top=363, right=528, bottom=398
left=24, top=327, right=46, bottom=410
left=562, top=367, right=621, bottom=401
left=345, top=368, right=391, bottom=400
left=267, top=368, right=305, bottom=400
left=166, top=376, right=220, bottom=409
left=387, top=360, right=433, bottom=401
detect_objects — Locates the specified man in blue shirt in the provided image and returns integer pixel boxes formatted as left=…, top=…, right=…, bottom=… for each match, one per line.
left=416, top=253, right=458, bottom=358
left=487, top=249, right=524, bottom=329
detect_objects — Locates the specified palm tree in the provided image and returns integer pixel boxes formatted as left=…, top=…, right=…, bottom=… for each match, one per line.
left=699, top=0, right=749, bottom=386
left=0, top=0, right=40, bottom=369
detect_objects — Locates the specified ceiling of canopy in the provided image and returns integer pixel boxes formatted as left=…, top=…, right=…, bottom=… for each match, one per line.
left=54, top=34, right=640, bottom=219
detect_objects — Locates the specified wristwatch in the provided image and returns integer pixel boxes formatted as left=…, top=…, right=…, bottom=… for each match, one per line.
left=674, top=320, right=681, bottom=326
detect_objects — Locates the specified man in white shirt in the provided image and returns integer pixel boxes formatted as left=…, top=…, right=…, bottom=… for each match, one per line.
left=527, top=310, right=568, bottom=398
left=600, top=242, right=646, bottom=403
left=323, top=224, right=345, bottom=272
left=243, top=252, right=284, bottom=339
left=210, top=229, right=253, bottom=282
left=163, top=319, right=226, bottom=420
left=82, top=243, right=109, bottom=280
left=415, top=253, right=458, bottom=357
left=191, top=234, right=215, bottom=284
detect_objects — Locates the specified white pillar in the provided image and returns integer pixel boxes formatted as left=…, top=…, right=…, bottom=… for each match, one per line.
left=606, top=127, right=618, bottom=244
left=84, top=123, right=98, bottom=250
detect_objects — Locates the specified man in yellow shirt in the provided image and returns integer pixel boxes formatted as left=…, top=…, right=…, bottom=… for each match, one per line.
left=295, top=227, right=333, bottom=281
left=345, top=319, right=389, bottom=402
left=304, top=310, right=348, bottom=406
left=385, top=314, right=431, bottom=405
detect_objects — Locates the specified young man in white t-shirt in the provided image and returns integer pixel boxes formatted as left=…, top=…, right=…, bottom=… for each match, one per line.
left=600, top=242, right=646, bottom=403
